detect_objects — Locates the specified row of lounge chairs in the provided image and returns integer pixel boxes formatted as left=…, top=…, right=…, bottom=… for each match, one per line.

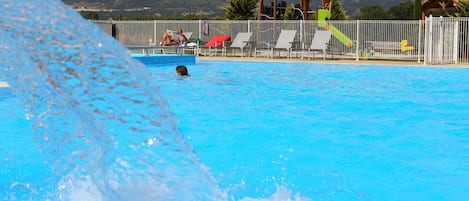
left=128, top=29, right=333, bottom=60
left=197, top=29, right=333, bottom=59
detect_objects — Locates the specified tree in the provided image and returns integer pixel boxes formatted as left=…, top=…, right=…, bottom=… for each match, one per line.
left=330, top=0, right=347, bottom=20
left=388, top=1, right=414, bottom=20
left=284, top=4, right=303, bottom=20
left=356, top=5, right=388, bottom=20
left=413, top=0, right=422, bottom=19
left=222, top=0, right=258, bottom=20
left=455, top=0, right=469, bottom=17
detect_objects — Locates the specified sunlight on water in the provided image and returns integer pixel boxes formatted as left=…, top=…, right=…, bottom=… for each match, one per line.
left=0, top=0, right=227, bottom=200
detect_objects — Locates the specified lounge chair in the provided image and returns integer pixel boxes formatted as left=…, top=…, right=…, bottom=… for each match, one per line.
left=127, top=44, right=187, bottom=55
left=165, top=29, right=193, bottom=41
left=147, top=30, right=193, bottom=46
left=183, top=32, right=193, bottom=41
left=226, top=32, right=253, bottom=57
left=255, top=29, right=297, bottom=59
left=199, top=35, right=231, bottom=56
left=304, top=30, right=332, bottom=60
left=129, top=30, right=195, bottom=55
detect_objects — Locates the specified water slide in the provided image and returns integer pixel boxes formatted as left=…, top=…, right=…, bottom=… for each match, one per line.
left=317, top=9, right=353, bottom=48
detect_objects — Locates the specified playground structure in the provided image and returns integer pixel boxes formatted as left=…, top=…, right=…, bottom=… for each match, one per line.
left=317, top=9, right=353, bottom=48
left=257, top=0, right=312, bottom=20
left=258, top=0, right=353, bottom=48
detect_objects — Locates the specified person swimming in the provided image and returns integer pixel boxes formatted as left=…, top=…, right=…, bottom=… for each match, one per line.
left=176, top=65, right=190, bottom=77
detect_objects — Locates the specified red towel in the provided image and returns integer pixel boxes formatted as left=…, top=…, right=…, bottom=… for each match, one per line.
left=203, top=35, right=231, bottom=47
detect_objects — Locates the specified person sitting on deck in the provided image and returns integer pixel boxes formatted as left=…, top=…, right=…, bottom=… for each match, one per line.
left=160, top=29, right=187, bottom=46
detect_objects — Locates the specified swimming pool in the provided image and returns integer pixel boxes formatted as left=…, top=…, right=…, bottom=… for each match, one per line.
left=2, top=0, right=469, bottom=200
left=4, top=58, right=469, bottom=200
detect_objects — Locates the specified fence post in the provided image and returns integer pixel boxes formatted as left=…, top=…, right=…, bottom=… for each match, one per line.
left=424, top=18, right=426, bottom=65
left=426, top=15, right=433, bottom=64
left=153, top=20, right=157, bottom=45
left=438, top=16, right=444, bottom=63
left=453, top=19, right=459, bottom=64
left=198, top=20, right=202, bottom=42
left=356, top=20, right=360, bottom=61
left=418, top=20, right=422, bottom=63
left=300, top=20, right=304, bottom=54
left=111, top=20, right=117, bottom=40
left=248, top=20, right=251, bottom=33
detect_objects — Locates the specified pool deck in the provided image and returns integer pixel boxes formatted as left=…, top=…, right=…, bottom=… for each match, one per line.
left=197, top=56, right=469, bottom=68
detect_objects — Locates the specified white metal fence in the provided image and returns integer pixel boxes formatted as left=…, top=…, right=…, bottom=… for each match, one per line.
left=424, top=16, right=469, bottom=64
left=93, top=18, right=469, bottom=64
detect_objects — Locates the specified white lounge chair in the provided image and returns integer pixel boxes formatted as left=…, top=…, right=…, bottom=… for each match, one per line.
left=255, top=29, right=297, bottom=59
left=148, top=30, right=193, bottom=46
left=165, top=30, right=193, bottom=43
left=305, top=30, right=332, bottom=60
left=138, top=31, right=195, bottom=55
left=227, top=32, right=253, bottom=57
left=183, top=32, right=193, bottom=41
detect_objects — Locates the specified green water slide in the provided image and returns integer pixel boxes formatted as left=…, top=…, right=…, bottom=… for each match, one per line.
left=317, top=9, right=353, bottom=48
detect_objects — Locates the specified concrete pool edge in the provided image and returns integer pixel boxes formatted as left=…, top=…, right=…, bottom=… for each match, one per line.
left=196, top=56, right=469, bottom=68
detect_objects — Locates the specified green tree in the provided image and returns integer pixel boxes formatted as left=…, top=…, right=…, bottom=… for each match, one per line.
left=388, top=1, right=414, bottom=20
left=455, top=0, right=469, bottom=17
left=356, top=5, right=388, bottom=20
left=284, top=4, right=303, bottom=20
left=222, top=0, right=257, bottom=20
left=330, top=0, right=348, bottom=20
left=413, top=0, right=422, bottom=19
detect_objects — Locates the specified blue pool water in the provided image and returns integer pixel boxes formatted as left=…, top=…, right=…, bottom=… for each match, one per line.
left=1, top=0, right=469, bottom=200
left=2, top=59, right=469, bottom=200
left=149, top=60, right=469, bottom=201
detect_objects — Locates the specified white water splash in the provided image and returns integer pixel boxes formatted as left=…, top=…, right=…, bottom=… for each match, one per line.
left=0, top=0, right=223, bottom=200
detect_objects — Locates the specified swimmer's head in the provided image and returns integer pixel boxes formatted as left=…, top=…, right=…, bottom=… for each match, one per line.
left=176, top=65, right=189, bottom=77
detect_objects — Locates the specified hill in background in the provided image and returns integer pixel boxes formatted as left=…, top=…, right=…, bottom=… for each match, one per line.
left=61, top=0, right=412, bottom=19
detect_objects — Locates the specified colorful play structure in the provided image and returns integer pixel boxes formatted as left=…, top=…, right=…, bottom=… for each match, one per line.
left=316, top=0, right=353, bottom=48
left=258, top=0, right=354, bottom=48
left=317, top=9, right=353, bottom=48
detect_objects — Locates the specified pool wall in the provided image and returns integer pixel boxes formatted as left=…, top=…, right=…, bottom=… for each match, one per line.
left=132, top=54, right=195, bottom=65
